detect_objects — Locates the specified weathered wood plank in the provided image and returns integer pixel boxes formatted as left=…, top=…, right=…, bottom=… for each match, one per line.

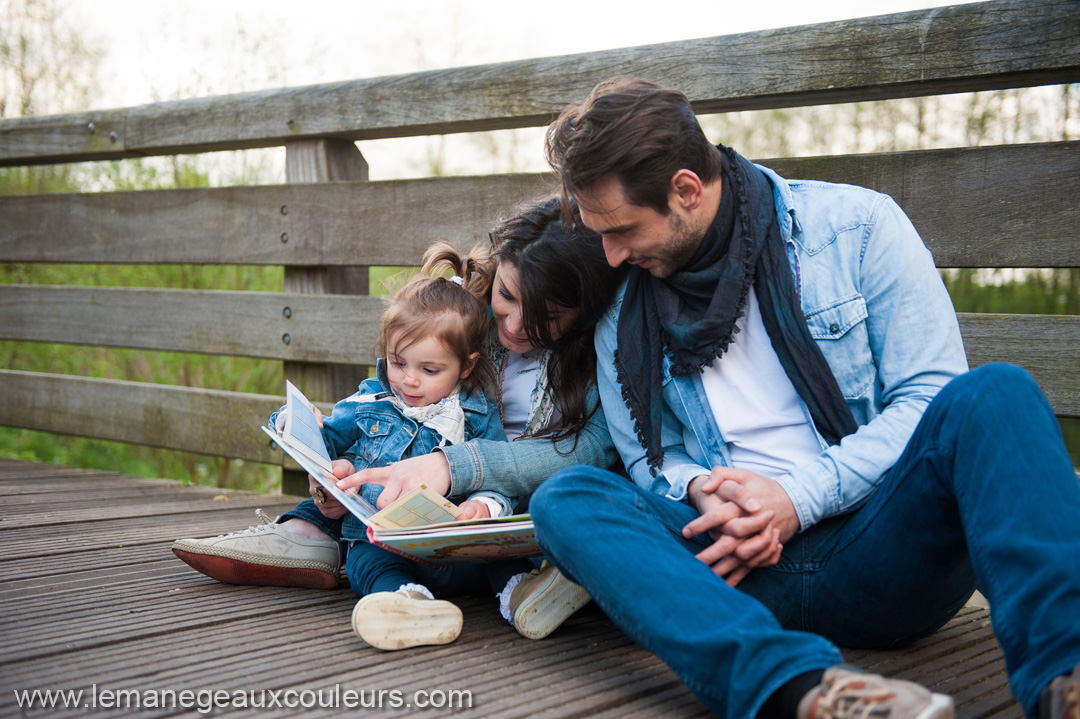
left=958, top=313, right=1080, bottom=417
left=0, top=493, right=275, bottom=529
left=1, top=0, right=1076, bottom=165
left=0, top=173, right=550, bottom=264
left=0, top=370, right=284, bottom=463
left=1, top=143, right=1075, bottom=268
left=282, top=137, right=373, bottom=462
left=0, top=286, right=381, bottom=363
left=763, top=142, right=1080, bottom=269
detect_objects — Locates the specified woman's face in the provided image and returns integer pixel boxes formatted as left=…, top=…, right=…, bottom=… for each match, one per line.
left=491, top=261, right=579, bottom=354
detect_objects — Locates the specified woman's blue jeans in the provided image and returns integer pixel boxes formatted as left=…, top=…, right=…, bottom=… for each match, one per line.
left=530, top=364, right=1080, bottom=719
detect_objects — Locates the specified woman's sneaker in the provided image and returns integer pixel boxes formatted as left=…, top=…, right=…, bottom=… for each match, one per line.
left=798, top=668, right=954, bottom=719
left=172, top=509, right=340, bottom=589
left=351, top=590, right=463, bottom=650
left=508, top=561, right=591, bottom=640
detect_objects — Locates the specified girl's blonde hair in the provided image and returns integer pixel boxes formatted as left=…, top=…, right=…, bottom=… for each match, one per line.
left=377, top=242, right=497, bottom=398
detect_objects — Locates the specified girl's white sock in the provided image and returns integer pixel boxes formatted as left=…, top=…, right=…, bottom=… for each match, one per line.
left=496, top=572, right=529, bottom=623
left=397, top=583, right=434, bottom=600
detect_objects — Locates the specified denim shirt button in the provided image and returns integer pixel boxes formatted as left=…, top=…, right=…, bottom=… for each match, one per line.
left=829, top=323, right=841, bottom=334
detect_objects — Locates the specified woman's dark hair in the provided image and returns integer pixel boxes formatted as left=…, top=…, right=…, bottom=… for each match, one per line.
left=489, top=194, right=627, bottom=444
left=545, top=75, right=722, bottom=222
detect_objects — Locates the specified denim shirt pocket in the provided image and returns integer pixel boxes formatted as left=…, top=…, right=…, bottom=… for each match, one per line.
left=353, top=414, right=394, bottom=466
left=805, top=294, right=874, bottom=399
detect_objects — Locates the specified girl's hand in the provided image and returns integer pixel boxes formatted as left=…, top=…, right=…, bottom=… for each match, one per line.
left=456, top=500, right=491, bottom=521
left=309, top=459, right=354, bottom=519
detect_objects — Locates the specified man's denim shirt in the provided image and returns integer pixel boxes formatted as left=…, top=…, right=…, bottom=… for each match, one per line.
left=595, top=166, right=969, bottom=531
left=270, top=360, right=513, bottom=517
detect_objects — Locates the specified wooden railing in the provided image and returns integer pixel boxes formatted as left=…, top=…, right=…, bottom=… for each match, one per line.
left=1, top=0, right=1078, bottom=491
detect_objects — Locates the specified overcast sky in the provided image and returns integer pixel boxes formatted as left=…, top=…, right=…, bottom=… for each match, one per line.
left=70, top=0, right=980, bottom=108
left=62, top=0, right=983, bottom=180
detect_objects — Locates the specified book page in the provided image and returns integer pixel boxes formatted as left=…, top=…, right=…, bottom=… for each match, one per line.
left=281, top=380, right=333, bottom=474
left=262, top=425, right=380, bottom=522
left=366, top=484, right=461, bottom=531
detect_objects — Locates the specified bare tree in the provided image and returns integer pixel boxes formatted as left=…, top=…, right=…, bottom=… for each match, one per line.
left=0, top=0, right=102, bottom=118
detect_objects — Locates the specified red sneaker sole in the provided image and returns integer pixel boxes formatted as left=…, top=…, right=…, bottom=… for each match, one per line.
left=172, top=549, right=338, bottom=589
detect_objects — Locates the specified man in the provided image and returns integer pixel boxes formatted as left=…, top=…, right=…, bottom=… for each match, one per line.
left=529, top=76, right=1080, bottom=719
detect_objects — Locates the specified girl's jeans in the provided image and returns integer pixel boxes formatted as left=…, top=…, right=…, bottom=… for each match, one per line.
left=530, top=364, right=1080, bottom=719
left=281, top=496, right=530, bottom=600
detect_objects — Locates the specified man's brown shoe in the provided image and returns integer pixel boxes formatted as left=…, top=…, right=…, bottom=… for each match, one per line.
left=798, top=668, right=954, bottom=719
left=1040, top=665, right=1080, bottom=719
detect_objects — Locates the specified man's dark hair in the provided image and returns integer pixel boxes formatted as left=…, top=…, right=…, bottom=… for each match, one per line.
left=545, top=76, right=723, bottom=221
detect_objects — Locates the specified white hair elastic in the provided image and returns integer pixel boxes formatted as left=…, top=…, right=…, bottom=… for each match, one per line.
left=450, top=275, right=465, bottom=286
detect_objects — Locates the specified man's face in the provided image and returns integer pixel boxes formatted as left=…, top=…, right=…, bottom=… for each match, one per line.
left=576, top=174, right=703, bottom=279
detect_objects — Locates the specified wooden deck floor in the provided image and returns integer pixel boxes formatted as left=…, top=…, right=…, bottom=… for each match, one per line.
left=0, top=458, right=1021, bottom=718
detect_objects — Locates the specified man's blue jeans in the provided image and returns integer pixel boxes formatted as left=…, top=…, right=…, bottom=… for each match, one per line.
left=531, top=364, right=1080, bottom=718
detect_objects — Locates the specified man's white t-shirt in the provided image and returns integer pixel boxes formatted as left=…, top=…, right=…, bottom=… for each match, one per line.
left=699, top=286, right=822, bottom=478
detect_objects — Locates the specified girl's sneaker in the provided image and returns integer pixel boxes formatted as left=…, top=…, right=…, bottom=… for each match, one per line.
left=351, top=590, right=462, bottom=650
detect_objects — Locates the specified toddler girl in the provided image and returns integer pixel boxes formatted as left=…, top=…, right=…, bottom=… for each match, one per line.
left=270, top=244, right=513, bottom=649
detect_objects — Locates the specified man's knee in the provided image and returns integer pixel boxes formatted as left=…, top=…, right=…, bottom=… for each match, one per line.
left=942, top=362, right=1047, bottom=415
left=531, top=465, right=629, bottom=529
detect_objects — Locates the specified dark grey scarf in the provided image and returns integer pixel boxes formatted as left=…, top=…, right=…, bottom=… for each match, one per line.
left=614, top=146, right=858, bottom=474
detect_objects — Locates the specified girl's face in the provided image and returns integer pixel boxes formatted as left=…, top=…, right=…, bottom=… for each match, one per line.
left=386, top=334, right=475, bottom=407
left=491, top=261, right=580, bottom=355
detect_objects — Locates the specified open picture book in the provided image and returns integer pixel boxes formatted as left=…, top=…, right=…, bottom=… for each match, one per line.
left=261, top=380, right=541, bottom=566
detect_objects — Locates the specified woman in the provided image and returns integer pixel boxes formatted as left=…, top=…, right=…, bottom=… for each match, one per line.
left=172, top=194, right=626, bottom=646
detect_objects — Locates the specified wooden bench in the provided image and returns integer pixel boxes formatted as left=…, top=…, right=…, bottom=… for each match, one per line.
left=0, top=2, right=1077, bottom=715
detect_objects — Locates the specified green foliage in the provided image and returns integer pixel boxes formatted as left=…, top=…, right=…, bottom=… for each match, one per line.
left=369, top=266, right=421, bottom=296
left=942, top=269, right=1080, bottom=316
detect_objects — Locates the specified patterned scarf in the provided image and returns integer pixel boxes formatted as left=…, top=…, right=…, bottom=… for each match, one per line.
left=615, top=146, right=858, bottom=474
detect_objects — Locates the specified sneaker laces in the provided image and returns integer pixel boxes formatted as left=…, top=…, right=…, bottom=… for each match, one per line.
left=214, top=509, right=278, bottom=538
left=816, top=674, right=897, bottom=719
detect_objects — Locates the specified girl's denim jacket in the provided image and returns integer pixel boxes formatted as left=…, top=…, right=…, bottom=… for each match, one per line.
left=596, top=165, right=969, bottom=532
left=269, top=360, right=512, bottom=540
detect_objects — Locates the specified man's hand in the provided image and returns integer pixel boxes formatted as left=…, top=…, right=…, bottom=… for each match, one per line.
left=336, top=452, right=452, bottom=509
left=309, top=459, right=353, bottom=519
left=688, top=467, right=800, bottom=544
left=456, top=500, right=491, bottom=521
left=683, top=467, right=798, bottom=586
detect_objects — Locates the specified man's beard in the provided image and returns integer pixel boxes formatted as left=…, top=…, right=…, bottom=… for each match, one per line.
left=648, top=211, right=704, bottom=279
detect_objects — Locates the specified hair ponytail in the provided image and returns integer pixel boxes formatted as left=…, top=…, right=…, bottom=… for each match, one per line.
left=377, top=243, right=497, bottom=399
